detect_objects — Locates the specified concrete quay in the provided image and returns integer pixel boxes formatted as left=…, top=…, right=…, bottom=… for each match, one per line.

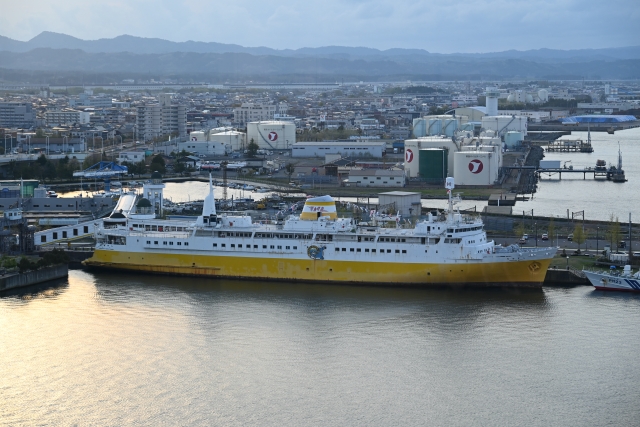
left=0, top=264, right=69, bottom=292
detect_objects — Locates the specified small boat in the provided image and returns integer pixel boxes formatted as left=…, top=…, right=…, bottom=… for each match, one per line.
left=46, top=191, right=58, bottom=198
left=584, top=265, right=640, bottom=291
left=242, top=185, right=255, bottom=191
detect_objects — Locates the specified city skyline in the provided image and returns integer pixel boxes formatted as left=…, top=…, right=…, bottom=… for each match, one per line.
left=2, top=0, right=639, bottom=53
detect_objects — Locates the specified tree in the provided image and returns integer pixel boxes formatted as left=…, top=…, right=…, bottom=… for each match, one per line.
left=547, top=217, right=556, bottom=244
left=285, top=163, right=297, bottom=182
left=515, top=221, right=526, bottom=239
left=607, top=214, right=622, bottom=251
left=247, top=139, right=259, bottom=158
left=573, top=225, right=586, bottom=253
left=150, top=154, right=166, bottom=174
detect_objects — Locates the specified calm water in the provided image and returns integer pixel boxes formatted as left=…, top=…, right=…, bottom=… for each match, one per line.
left=2, top=270, right=640, bottom=426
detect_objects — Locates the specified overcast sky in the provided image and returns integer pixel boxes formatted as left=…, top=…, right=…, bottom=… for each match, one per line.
left=2, top=0, right=638, bottom=52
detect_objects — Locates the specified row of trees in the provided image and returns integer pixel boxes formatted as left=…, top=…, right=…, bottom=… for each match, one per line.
left=516, top=215, right=625, bottom=253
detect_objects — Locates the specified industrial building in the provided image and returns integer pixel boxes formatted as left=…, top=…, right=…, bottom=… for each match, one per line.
left=453, top=149, right=500, bottom=186
left=347, top=169, right=406, bottom=188
left=291, top=140, right=386, bottom=158
left=247, top=121, right=296, bottom=150
left=178, top=140, right=229, bottom=156
left=404, top=136, right=459, bottom=179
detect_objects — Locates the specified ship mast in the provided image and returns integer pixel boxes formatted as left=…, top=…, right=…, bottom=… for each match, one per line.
left=445, top=177, right=455, bottom=221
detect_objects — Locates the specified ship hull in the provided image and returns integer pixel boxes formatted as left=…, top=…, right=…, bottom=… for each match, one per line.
left=84, top=249, right=552, bottom=287
left=584, top=271, right=640, bottom=292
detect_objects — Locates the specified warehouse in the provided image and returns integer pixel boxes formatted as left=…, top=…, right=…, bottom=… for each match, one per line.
left=291, top=141, right=386, bottom=158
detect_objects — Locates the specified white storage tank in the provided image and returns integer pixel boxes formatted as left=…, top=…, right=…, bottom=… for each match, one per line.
left=504, top=131, right=524, bottom=148
left=427, top=119, right=442, bottom=136
left=443, top=119, right=458, bottom=137
left=413, top=118, right=427, bottom=137
left=189, top=131, right=207, bottom=141
left=209, top=131, right=246, bottom=152
left=453, top=151, right=500, bottom=186
left=404, top=136, right=459, bottom=178
left=247, top=121, right=296, bottom=150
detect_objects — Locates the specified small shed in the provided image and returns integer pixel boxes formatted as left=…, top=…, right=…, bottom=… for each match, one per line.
left=378, top=191, right=421, bottom=217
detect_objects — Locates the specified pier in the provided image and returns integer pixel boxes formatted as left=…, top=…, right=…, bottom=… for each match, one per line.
left=536, top=167, right=626, bottom=181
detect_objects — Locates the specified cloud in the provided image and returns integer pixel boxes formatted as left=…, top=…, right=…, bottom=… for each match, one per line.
left=1, top=0, right=638, bottom=52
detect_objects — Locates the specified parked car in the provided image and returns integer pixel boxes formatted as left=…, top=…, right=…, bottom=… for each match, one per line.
left=568, top=233, right=573, bottom=241
left=620, top=241, right=626, bottom=249
left=541, top=233, right=548, bottom=241
left=523, top=234, right=529, bottom=240
left=519, top=236, right=527, bottom=244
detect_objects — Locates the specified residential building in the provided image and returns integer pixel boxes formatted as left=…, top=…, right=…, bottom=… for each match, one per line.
left=45, top=109, right=91, bottom=126
left=0, top=102, right=35, bottom=128
left=234, top=103, right=276, bottom=125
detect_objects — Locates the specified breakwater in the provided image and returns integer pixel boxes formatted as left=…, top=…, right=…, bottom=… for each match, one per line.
left=0, top=264, right=69, bottom=292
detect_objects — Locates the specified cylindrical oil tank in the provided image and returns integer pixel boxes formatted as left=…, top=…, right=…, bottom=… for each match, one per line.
left=404, top=140, right=421, bottom=178
left=412, top=118, right=427, bottom=137
left=419, top=148, right=448, bottom=183
left=247, top=121, right=296, bottom=149
left=428, top=119, right=442, bottom=136
left=504, top=131, right=524, bottom=148
left=443, top=119, right=458, bottom=137
left=453, top=151, right=499, bottom=186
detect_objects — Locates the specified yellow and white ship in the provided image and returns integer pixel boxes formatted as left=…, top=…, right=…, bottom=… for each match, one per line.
left=84, top=177, right=555, bottom=287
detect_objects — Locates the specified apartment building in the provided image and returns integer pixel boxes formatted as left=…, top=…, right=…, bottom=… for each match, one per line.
left=233, top=103, right=276, bottom=125
left=136, top=96, right=186, bottom=141
left=0, top=102, right=35, bottom=128
left=45, top=109, right=91, bottom=126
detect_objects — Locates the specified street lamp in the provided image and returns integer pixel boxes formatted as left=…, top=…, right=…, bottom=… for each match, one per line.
left=535, top=222, right=538, bottom=247
left=597, top=226, right=599, bottom=255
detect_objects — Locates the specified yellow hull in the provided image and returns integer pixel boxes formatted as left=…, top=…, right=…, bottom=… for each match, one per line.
left=84, top=249, right=552, bottom=287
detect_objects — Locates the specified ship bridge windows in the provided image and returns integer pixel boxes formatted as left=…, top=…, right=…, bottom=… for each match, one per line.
left=444, top=238, right=462, bottom=244
left=107, top=235, right=126, bottom=245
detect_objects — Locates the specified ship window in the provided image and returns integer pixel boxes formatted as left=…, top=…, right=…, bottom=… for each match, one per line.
left=231, top=244, right=235, bottom=248
left=238, top=244, right=242, bottom=248
left=372, top=249, right=376, bottom=253
left=84, top=226, right=89, bottom=233
left=335, top=248, right=339, bottom=251
left=222, top=244, right=226, bottom=247
left=395, top=250, right=399, bottom=253
left=154, top=241, right=158, bottom=244
left=387, top=249, right=391, bottom=253
left=278, top=246, right=282, bottom=249
left=254, top=245, right=258, bottom=249
left=365, top=249, right=369, bottom=252
left=63, top=231, right=67, bottom=238
left=184, top=243, right=189, bottom=246
left=270, top=245, right=275, bottom=249
left=350, top=248, right=354, bottom=252
left=177, top=242, right=182, bottom=246
left=146, top=241, right=150, bottom=244
left=152, top=226, right=157, bottom=231
left=342, top=248, right=346, bottom=252
left=263, top=245, right=267, bottom=249
left=286, top=246, right=290, bottom=249
left=357, top=248, right=361, bottom=252
left=402, top=250, right=407, bottom=254
left=41, top=236, right=46, bottom=243
left=169, top=242, right=173, bottom=245
left=401, top=239, right=405, bottom=242
left=73, top=229, right=78, bottom=236
left=163, top=241, right=167, bottom=245
left=53, top=232, right=58, bottom=239
left=213, top=243, right=217, bottom=247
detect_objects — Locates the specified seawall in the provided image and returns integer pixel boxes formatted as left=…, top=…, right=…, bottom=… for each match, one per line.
left=0, top=264, right=69, bottom=292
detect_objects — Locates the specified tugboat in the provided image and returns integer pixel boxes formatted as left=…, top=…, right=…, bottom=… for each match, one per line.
left=607, top=144, right=627, bottom=182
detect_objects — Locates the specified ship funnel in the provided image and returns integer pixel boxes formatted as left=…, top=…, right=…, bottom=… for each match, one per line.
left=202, top=173, right=216, bottom=216
left=300, top=195, right=338, bottom=221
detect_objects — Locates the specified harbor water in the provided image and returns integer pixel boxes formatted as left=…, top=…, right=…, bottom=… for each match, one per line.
left=2, top=270, right=640, bottom=426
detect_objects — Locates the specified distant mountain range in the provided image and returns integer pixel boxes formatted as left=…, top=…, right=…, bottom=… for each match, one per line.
left=0, top=32, right=639, bottom=81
